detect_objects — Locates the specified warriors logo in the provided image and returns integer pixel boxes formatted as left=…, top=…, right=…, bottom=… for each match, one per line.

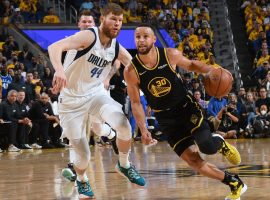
left=148, top=77, right=171, bottom=97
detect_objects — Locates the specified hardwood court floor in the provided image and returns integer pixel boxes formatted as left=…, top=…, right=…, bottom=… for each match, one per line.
left=0, top=139, right=270, bottom=200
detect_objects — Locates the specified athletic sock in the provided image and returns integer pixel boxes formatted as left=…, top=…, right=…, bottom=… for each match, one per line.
left=119, top=151, right=130, bottom=168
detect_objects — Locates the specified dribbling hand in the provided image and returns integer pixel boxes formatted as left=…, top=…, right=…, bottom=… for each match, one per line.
left=52, top=68, right=67, bottom=94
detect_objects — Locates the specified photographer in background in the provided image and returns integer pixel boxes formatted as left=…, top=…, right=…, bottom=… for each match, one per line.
left=216, top=93, right=239, bottom=139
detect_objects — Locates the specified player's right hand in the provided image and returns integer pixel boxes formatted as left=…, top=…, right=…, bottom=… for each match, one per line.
left=52, top=68, right=67, bottom=94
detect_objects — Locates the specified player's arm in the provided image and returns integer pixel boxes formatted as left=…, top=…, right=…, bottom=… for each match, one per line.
left=166, top=48, right=213, bottom=74
left=103, top=59, right=121, bottom=90
left=48, top=30, right=95, bottom=93
left=117, top=44, right=132, bottom=67
left=124, top=64, right=152, bottom=145
left=48, top=30, right=95, bottom=72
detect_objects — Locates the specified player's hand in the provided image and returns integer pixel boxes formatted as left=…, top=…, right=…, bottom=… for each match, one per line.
left=141, top=130, right=156, bottom=145
left=103, top=78, right=110, bottom=90
left=52, top=68, right=67, bottom=94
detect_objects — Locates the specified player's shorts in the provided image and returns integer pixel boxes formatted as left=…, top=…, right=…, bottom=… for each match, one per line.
left=58, top=84, right=123, bottom=140
left=154, top=94, right=204, bottom=156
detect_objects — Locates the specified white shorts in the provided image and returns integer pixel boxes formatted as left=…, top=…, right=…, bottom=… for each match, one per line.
left=58, top=85, right=123, bottom=140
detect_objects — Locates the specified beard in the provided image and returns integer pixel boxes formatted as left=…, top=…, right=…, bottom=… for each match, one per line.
left=137, top=43, right=154, bottom=55
left=102, top=21, right=120, bottom=39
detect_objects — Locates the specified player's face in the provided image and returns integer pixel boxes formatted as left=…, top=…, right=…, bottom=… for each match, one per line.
left=78, top=15, right=95, bottom=30
left=101, top=12, right=123, bottom=39
left=135, top=27, right=156, bottom=55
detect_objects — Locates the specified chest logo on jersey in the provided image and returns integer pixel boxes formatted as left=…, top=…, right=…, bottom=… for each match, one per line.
left=87, top=54, right=112, bottom=68
left=158, top=64, right=168, bottom=69
left=148, top=77, right=171, bottom=97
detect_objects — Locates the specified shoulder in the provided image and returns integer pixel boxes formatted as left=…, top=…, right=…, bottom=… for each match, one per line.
left=124, top=64, right=139, bottom=84
left=165, top=48, right=183, bottom=62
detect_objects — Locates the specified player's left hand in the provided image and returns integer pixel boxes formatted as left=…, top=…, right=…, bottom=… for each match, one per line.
left=141, top=131, right=157, bottom=145
left=103, top=79, right=110, bottom=90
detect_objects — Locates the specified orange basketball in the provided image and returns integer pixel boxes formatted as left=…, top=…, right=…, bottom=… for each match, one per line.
left=203, top=67, right=233, bottom=98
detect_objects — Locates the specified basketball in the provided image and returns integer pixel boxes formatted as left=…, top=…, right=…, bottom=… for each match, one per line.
left=203, top=68, right=233, bottom=98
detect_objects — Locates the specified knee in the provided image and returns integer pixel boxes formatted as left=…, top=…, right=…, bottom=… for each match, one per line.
left=198, top=142, right=218, bottom=155
left=113, top=114, right=132, bottom=141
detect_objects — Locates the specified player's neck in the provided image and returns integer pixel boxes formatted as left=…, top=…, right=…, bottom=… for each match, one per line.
left=98, top=27, right=112, bottom=48
left=138, top=47, right=157, bottom=68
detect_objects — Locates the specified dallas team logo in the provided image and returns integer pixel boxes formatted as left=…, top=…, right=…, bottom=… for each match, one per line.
left=148, top=77, right=171, bottom=97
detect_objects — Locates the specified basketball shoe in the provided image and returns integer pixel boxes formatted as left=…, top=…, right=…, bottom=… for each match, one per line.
left=214, top=134, right=241, bottom=165
left=76, top=180, right=94, bottom=199
left=115, top=161, right=146, bottom=186
left=61, top=163, right=77, bottom=182
left=61, top=168, right=76, bottom=182
left=223, top=171, right=247, bottom=200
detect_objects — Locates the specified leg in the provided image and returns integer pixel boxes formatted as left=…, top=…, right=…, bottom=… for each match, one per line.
left=91, top=122, right=118, bottom=154
left=180, top=145, right=247, bottom=200
left=70, top=137, right=94, bottom=198
left=216, top=130, right=227, bottom=138
left=181, top=145, right=224, bottom=180
left=99, top=104, right=145, bottom=186
left=193, top=120, right=241, bottom=165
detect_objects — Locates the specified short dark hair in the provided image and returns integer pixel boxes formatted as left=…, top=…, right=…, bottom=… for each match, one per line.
left=100, top=3, right=123, bottom=16
left=78, top=9, right=92, bottom=21
left=136, top=23, right=156, bottom=33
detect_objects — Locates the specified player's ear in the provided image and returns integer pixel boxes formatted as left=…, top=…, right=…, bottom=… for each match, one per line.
left=100, top=15, right=104, bottom=23
left=153, top=35, right=157, bottom=43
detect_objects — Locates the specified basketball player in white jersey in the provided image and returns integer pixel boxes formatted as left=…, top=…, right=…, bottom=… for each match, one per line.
left=48, top=3, right=146, bottom=199
left=61, top=10, right=119, bottom=183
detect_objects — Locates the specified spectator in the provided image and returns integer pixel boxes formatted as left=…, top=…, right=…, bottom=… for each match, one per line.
left=28, top=93, right=54, bottom=149
left=207, top=96, right=227, bottom=118
left=16, top=90, right=32, bottom=149
left=10, top=8, right=25, bottom=24
left=252, top=104, right=270, bottom=137
left=216, top=96, right=239, bottom=139
left=79, top=0, right=94, bottom=11
left=242, top=91, right=256, bottom=131
left=1, top=90, right=24, bottom=152
left=27, top=56, right=44, bottom=79
left=41, top=67, right=53, bottom=89
left=1, top=68, right=13, bottom=100
left=24, top=72, right=36, bottom=105
left=262, top=70, right=270, bottom=97
left=193, top=89, right=208, bottom=115
left=255, top=86, right=270, bottom=115
left=19, top=0, right=37, bottom=23
left=5, top=35, right=19, bottom=51
left=7, top=69, right=26, bottom=93
left=39, top=92, right=64, bottom=148
left=256, top=48, right=270, bottom=67
left=251, top=60, right=269, bottom=87
left=42, top=7, right=60, bottom=23
left=18, top=44, right=33, bottom=69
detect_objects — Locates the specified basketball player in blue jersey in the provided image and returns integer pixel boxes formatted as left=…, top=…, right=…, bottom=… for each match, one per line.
left=61, top=9, right=120, bottom=182
left=48, top=4, right=147, bottom=199
left=124, top=24, right=247, bottom=200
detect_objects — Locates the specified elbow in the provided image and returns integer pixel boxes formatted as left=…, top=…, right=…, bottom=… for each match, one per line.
left=47, top=44, right=53, bottom=54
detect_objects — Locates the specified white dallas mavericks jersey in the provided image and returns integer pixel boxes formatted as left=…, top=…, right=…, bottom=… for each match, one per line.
left=62, top=27, right=119, bottom=96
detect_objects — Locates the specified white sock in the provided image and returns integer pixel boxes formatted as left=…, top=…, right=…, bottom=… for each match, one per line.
left=107, top=129, right=116, bottom=139
left=69, top=149, right=76, bottom=163
left=119, top=152, right=130, bottom=168
left=77, top=173, right=88, bottom=182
